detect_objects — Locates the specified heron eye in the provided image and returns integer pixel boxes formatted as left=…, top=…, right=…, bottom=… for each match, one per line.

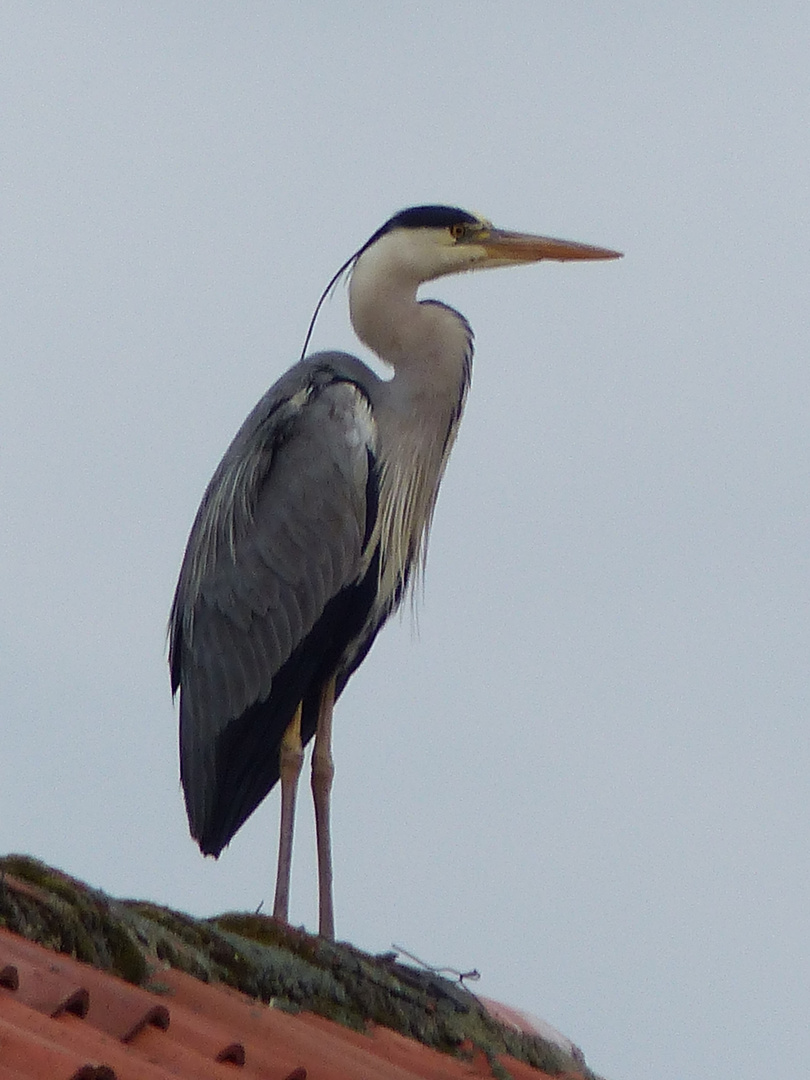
left=449, top=223, right=467, bottom=240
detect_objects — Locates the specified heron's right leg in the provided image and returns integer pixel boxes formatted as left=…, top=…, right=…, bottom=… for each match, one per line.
left=273, top=703, right=303, bottom=923
left=311, top=675, right=337, bottom=940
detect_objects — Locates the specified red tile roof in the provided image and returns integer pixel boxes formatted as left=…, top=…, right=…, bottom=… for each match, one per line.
left=0, top=857, right=599, bottom=1080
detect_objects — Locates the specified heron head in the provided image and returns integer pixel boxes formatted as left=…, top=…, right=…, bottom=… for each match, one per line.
left=301, top=205, right=622, bottom=360
left=354, top=204, right=622, bottom=285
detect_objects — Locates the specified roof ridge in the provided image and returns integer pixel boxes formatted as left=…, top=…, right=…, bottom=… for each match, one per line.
left=0, top=854, right=599, bottom=1080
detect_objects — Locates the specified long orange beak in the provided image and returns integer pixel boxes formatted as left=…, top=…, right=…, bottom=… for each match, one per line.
left=478, top=227, right=623, bottom=263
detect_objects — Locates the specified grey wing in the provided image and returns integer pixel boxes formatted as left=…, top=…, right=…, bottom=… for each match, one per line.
left=169, top=366, right=379, bottom=852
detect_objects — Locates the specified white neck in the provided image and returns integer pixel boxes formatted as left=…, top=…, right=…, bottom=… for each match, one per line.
left=344, top=228, right=475, bottom=614
left=348, top=231, right=472, bottom=399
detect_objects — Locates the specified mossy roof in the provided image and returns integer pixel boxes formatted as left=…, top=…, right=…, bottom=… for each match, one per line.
left=0, top=854, right=603, bottom=1080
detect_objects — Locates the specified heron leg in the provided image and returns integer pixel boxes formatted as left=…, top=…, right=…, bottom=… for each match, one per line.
left=273, top=703, right=303, bottom=923
left=311, top=675, right=337, bottom=940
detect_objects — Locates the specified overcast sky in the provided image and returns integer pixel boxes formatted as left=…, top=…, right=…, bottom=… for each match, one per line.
left=2, top=5, right=808, bottom=1079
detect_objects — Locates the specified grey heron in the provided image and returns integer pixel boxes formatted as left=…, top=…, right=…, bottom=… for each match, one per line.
left=169, top=205, right=621, bottom=939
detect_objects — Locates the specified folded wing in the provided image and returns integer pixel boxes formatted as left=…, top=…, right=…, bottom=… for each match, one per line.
left=170, top=360, right=380, bottom=854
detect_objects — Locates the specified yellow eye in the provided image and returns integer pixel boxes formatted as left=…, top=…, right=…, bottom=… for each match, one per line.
left=449, top=223, right=466, bottom=240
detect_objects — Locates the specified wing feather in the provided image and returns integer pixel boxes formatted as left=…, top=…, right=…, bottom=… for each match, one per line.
left=170, top=361, right=379, bottom=849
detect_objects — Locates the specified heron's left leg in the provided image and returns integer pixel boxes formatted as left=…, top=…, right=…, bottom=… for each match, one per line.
left=273, top=703, right=303, bottom=923
left=311, top=674, right=337, bottom=940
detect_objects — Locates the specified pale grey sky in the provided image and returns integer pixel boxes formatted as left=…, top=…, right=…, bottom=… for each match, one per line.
left=2, top=5, right=808, bottom=1079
